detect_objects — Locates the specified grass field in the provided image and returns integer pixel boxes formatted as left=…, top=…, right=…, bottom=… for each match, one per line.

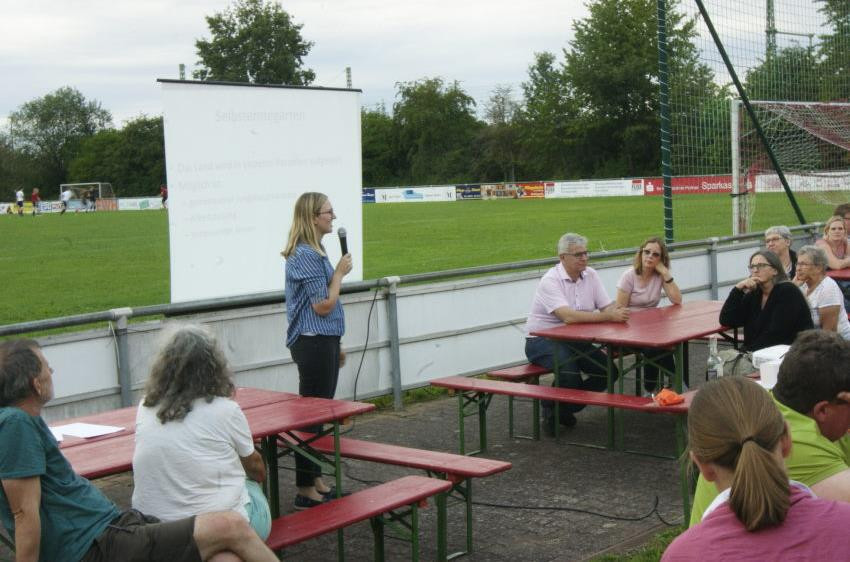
left=1, top=192, right=837, bottom=326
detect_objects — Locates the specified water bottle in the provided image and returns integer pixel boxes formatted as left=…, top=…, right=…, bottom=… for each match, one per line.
left=706, top=334, right=723, bottom=380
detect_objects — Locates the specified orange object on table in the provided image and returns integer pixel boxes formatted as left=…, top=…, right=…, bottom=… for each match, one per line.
left=654, top=388, right=685, bottom=406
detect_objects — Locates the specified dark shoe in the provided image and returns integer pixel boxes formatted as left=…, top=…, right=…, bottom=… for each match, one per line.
left=294, top=494, right=327, bottom=510
left=320, top=487, right=351, bottom=500
left=543, top=412, right=556, bottom=437
left=559, top=411, right=577, bottom=428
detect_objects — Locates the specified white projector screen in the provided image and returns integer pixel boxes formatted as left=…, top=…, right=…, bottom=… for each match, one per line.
left=160, top=80, right=363, bottom=303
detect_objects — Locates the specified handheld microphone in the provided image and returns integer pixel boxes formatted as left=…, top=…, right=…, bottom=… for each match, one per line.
left=338, top=227, right=348, bottom=255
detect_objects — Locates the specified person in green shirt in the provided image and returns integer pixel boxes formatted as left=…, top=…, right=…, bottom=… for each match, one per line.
left=689, top=330, right=850, bottom=526
left=0, top=339, right=278, bottom=562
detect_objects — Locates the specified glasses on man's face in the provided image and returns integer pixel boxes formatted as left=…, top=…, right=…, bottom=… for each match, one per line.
left=564, top=251, right=589, bottom=259
left=764, top=236, right=784, bottom=245
left=642, top=249, right=661, bottom=258
left=748, top=263, right=773, bottom=272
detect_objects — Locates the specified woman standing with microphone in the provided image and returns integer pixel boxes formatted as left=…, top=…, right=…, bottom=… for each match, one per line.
left=282, top=192, right=352, bottom=509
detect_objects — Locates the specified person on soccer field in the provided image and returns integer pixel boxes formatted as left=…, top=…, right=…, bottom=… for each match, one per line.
left=30, top=188, right=40, bottom=216
left=15, top=189, right=24, bottom=216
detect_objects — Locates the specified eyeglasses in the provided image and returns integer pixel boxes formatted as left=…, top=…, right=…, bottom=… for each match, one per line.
left=796, top=261, right=814, bottom=267
left=764, top=236, right=785, bottom=244
left=748, top=263, right=773, bottom=271
left=316, top=209, right=335, bottom=216
left=642, top=249, right=661, bottom=258
left=563, top=251, right=589, bottom=259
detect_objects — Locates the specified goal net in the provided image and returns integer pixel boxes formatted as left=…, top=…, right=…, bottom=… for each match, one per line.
left=732, top=100, right=850, bottom=233
left=668, top=0, right=849, bottom=238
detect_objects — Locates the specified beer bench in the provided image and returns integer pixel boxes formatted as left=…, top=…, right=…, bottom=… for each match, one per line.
left=266, top=475, right=451, bottom=561
left=280, top=431, right=512, bottom=559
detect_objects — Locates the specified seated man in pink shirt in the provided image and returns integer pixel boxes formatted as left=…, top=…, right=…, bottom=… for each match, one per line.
left=524, top=232, right=629, bottom=433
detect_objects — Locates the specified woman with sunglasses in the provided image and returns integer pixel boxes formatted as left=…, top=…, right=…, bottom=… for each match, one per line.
left=616, top=237, right=681, bottom=393
left=282, top=192, right=352, bottom=510
left=718, top=250, right=812, bottom=374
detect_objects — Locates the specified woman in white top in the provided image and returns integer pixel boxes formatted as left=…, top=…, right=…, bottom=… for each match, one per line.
left=793, top=245, right=850, bottom=340
left=616, top=237, right=682, bottom=393
left=132, top=324, right=271, bottom=539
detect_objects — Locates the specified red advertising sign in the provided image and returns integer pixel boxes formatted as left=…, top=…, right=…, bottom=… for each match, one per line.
left=641, top=175, right=733, bottom=195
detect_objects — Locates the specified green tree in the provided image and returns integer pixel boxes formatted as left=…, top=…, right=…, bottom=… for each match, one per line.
left=392, top=78, right=482, bottom=184
left=817, top=0, right=850, bottom=101
left=517, top=52, right=577, bottom=179
left=194, top=0, right=315, bottom=85
left=69, top=116, right=165, bottom=197
left=563, top=0, right=718, bottom=177
left=361, top=103, right=399, bottom=187
left=8, top=87, right=112, bottom=196
left=476, top=85, right=521, bottom=182
left=744, top=46, right=821, bottom=102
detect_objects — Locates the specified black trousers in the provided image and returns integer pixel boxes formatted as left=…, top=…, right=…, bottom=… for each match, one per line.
left=290, top=334, right=340, bottom=487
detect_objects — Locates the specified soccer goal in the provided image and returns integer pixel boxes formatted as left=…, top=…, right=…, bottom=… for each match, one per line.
left=59, top=182, right=116, bottom=212
left=731, top=99, right=850, bottom=234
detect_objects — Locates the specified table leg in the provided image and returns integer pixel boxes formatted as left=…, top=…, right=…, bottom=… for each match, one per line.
left=263, top=435, right=280, bottom=518
left=606, top=345, right=615, bottom=449
left=334, top=421, right=345, bottom=558
left=551, top=339, right=561, bottom=440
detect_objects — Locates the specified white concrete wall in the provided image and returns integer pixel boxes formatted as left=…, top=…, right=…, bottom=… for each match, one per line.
left=39, top=235, right=803, bottom=421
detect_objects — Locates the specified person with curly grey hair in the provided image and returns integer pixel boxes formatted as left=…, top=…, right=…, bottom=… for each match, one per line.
left=793, top=245, right=850, bottom=339
left=132, top=325, right=272, bottom=540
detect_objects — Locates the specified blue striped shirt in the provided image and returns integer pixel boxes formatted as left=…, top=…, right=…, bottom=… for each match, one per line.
left=284, top=243, right=345, bottom=347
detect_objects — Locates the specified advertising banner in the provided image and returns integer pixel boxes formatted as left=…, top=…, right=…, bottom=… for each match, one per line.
left=375, top=186, right=456, bottom=203
left=517, top=182, right=545, bottom=198
left=753, top=171, right=850, bottom=193
left=481, top=184, right=518, bottom=199
left=361, top=188, right=376, bottom=203
left=544, top=179, right=641, bottom=198
left=118, top=197, right=164, bottom=211
left=641, top=175, right=733, bottom=195
left=455, top=184, right=482, bottom=200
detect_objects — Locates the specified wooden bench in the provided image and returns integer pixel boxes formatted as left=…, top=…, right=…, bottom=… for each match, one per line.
left=430, top=375, right=693, bottom=523
left=487, top=363, right=550, bottom=441
left=280, top=431, right=512, bottom=559
left=266, top=475, right=451, bottom=561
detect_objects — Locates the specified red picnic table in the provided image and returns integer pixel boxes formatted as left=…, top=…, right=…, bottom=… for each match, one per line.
left=58, top=389, right=375, bottom=520
left=530, top=300, right=726, bottom=522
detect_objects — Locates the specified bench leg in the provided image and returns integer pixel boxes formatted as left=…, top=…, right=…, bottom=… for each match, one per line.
left=509, top=377, right=541, bottom=442
left=436, top=491, right=448, bottom=561
left=370, top=516, right=385, bottom=562
left=456, top=391, right=491, bottom=456
left=507, top=395, right=515, bottom=438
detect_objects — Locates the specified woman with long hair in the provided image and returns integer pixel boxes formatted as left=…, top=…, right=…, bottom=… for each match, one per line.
left=815, top=215, right=850, bottom=270
left=615, top=236, right=682, bottom=393
left=718, top=250, right=812, bottom=375
left=132, top=324, right=271, bottom=539
left=662, top=377, right=850, bottom=559
left=282, top=192, right=352, bottom=509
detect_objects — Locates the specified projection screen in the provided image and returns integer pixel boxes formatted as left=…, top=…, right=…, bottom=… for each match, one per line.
left=159, top=80, right=362, bottom=303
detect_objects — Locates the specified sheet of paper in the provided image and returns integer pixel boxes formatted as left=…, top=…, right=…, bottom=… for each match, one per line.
left=50, top=423, right=124, bottom=439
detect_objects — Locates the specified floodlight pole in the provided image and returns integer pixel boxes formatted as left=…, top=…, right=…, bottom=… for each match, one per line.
left=693, top=0, right=807, bottom=227
left=657, top=0, right=674, bottom=244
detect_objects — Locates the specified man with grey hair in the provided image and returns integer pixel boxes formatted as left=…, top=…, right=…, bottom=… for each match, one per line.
left=524, top=233, right=629, bottom=434
left=764, top=225, right=797, bottom=279
left=0, top=339, right=277, bottom=562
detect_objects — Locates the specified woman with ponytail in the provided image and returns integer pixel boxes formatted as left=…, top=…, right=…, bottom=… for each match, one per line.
left=662, top=377, right=850, bottom=560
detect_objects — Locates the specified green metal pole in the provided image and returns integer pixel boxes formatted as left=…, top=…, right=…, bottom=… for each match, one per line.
left=658, top=0, right=674, bottom=244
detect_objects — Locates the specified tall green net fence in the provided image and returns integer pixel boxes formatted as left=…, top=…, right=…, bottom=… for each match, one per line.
left=668, top=0, right=849, bottom=238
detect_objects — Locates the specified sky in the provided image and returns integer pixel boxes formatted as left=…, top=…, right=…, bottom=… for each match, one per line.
left=0, top=0, right=589, bottom=128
